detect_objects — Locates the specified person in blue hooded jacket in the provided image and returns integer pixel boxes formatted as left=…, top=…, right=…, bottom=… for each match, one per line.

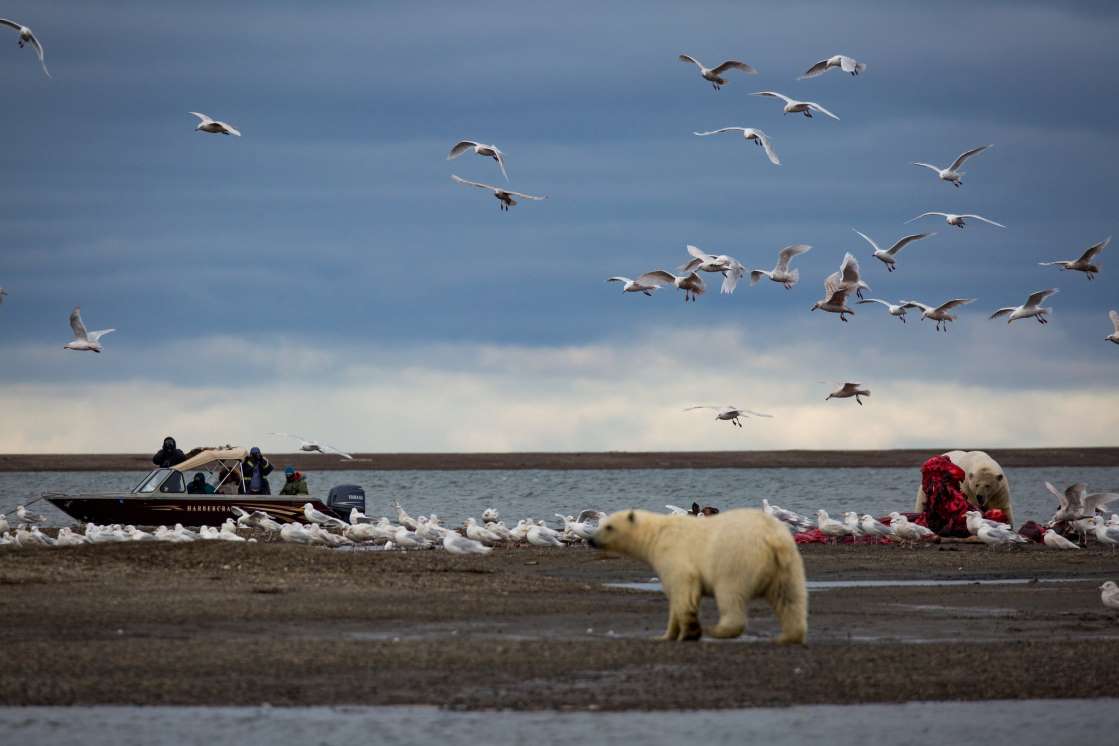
left=242, top=446, right=273, bottom=495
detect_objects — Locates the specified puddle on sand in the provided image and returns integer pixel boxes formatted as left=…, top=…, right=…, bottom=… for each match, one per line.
left=607, top=577, right=1096, bottom=593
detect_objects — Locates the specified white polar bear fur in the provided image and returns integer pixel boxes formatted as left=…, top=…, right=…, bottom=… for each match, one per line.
left=914, top=449, right=1013, bottom=525
left=593, top=508, right=807, bottom=643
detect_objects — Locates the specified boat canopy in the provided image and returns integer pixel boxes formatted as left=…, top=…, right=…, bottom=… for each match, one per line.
left=173, top=447, right=248, bottom=472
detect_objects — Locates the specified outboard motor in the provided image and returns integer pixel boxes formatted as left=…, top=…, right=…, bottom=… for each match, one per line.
left=327, top=484, right=366, bottom=518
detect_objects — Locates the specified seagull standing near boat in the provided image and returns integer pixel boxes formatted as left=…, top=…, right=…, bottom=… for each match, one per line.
left=899, top=298, right=975, bottom=332
left=749, top=244, right=811, bottom=289
left=693, top=128, right=780, bottom=165
left=853, top=229, right=935, bottom=273
left=450, top=174, right=545, bottom=211
left=989, top=289, right=1058, bottom=325
left=825, top=382, right=870, bottom=406
left=799, top=55, right=866, bottom=78
left=911, top=145, right=992, bottom=187
left=684, top=405, right=772, bottom=428
left=1039, top=237, right=1109, bottom=280
left=752, top=91, right=839, bottom=120
left=678, top=54, right=757, bottom=90
left=447, top=140, right=509, bottom=181
left=64, top=307, right=115, bottom=353
left=0, top=19, right=49, bottom=77
left=190, top=112, right=241, bottom=136
left=302, top=502, right=347, bottom=530
left=906, top=212, right=1005, bottom=230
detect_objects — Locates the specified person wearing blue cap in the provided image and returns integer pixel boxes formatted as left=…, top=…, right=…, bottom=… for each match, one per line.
left=279, top=466, right=309, bottom=495
left=242, top=446, right=273, bottom=495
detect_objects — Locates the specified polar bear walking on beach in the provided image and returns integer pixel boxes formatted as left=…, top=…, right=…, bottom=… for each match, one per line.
left=592, top=508, right=808, bottom=643
left=915, top=449, right=1014, bottom=524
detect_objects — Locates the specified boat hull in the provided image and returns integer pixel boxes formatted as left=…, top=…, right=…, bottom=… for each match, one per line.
left=46, top=494, right=340, bottom=527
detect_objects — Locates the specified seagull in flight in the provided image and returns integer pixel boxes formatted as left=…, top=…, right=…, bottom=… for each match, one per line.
left=64, top=307, right=115, bottom=353
left=857, top=298, right=911, bottom=323
left=451, top=174, right=544, bottom=211
left=678, top=54, right=757, bottom=90
left=636, top=270, right=705, bottom=302
left=906, top=212, right=1005, bottom=230
left=679, top=245, right=745, bottom=294
left=751, top=91, right=839, bottom=120
left=827, top=252, right=870, bottom=300
left=693, top=128, right=779, bottom=165
left=190, top=112, right=241, bottom=136
left=1039, top=237, right=1109, bottom=280
left=799, top=55, right=866, bottom=79
left=1107, top=310, right=1119, bottom=345
left=825, top=382, right=870, bottom=405
left=912, top=145, right=992, bottom=187
left=684, top=405, right=772, bottom=428
left=899, top=298, right=974, bottom=332
left=447, top=140, right=509, bottom=181
left=810, top=276, right=855, bottom=322
left=853, top=229, right=935, bottom=272
left=989, top=289, right=1058, bottom=325
left=0, top=19, right=49, bottom=77
left=606, top=277, right=659, bottom=296
left=269, top=432, right=353, bottom=460
left=750, top=244, right=811, bottom=289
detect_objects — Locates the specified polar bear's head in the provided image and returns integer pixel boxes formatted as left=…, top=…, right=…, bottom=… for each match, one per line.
left=592, top=509, right=655, bottom=553
left=966, top=466, right=1004, bottom=509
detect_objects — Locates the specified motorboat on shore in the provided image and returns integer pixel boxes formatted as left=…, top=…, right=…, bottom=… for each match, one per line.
left=44, top=447, right=365, bottom=527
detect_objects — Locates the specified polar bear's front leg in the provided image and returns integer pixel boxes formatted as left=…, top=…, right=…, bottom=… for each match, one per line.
left=709, top=584, right=747, bottom=638
left=661, top=573, right=703, bottom=641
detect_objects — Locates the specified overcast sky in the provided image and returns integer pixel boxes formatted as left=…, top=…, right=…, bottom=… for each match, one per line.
left=1, top=0, right=1117, bottom=453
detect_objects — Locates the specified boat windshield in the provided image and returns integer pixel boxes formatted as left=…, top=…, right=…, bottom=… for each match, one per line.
left=136, top=469, right=171, bottom=493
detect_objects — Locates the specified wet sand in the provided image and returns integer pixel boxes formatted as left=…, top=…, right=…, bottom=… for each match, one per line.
left=2, top=542, right=1117, bottom=710
left=2, top=447, right=1118, bottom=471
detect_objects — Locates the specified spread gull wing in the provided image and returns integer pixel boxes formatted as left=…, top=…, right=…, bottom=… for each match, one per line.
left=1085, top=492, right=1119, bottom=514
left=840, top=252, right=861, bottom=284
left=961, top=214, right=1006, bottom=228
left=839, top=56, right=861, bottom=73
left=0, top=19, right=21, bottom=31
left=852, top=229, right=881, bottom=253
left=807, top=101, right=840, bottom=120
left=189, top=112, right=214, bottom=124
left=447, top=140, right=479, bottom=159
left=636, top=270, right=677, bottom=287
left=506, top=189, right=545, bottom=201
left=900, top=300, right=932, bottom=313
left=858, top=298, right=892, bottom=308
left=69, top=307, right=88, bottom=340
left=752, top=91, right=793, bottom=104
left=684, top=406, right=717, bottom=411
left=711, top=60, right=757, bottom=76
left=606, top=277, right=632, bottom=284
left=1111, top=310, right=1119, bottom=332
left=678, top=54, right=701, bottom=68
left=693, top=127, right=745, bottom=136
left=221, top=123, right=242, bottom=137
left=1078, top=236, right=1110, bottom=263
left=906, top=212, right=948, bottom=224
left=742, top=410, right=772, bottom=418
left=949, top=145, right=992, bottom=172
left=799, top=59, right=830, bottom=79
left=1045, top=481, right=1069, bottom=511
left=754, top=130, right=780, bottom=164
left=775, top=244, right=810, bottom=272
left=989, top=307, right=1015, bottom=320
left=912, top=162, right=942, bottom=174
left=1025, top=288, right=1058, bottom=307
left=86, top=329, right=115, bottom=343
left=451, top=174, right=497, bottom=192
left=934, top=298, right=974, bottom=313
left=321, top=443, right=354, bottom=460
left=686, top=244, right=715, bottom=262
left=824, top=271, right=842, bottom=295
left=825, top=287, right=849, bottom=306
left=494, top=151, right=509, bottom=181
left=886, top=233, right=934, bottom=255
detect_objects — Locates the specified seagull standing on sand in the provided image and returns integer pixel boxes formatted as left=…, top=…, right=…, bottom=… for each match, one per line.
left=684, top=405, right=772, bottom=428
left=750, top=244, right=811, bottom=289
left=826, top=382, right=870, bottom=406
left=853, top=229, right=935, bottom=272
left=889, top=514, right=935, bottom=543
left=899, top=298, right=974, bottom=332
left=857, top=298, right=911, bottom=323
left=606, top=277, right=659, bottom=296
left=527, top=524, right=563, bottom=547
left=989, top=289, right=1059, bottom=325
left=911, top=145, right=992, bottom=187
left=679, top=245, right=746, bottom=294
left=636, top=270, right=705, bottom=302
left=464, top=517, right=502, bottom=546
left=0, top=19, right=49, bottom=77
left=1043, top=530, right=1081, bottom=550
left=816, top=510, right=850, bottom=543
left=964, top=510, right=1010, bottom=536
left=451, top=174, right=544, bottom=211
left=190, top=112, right=241, bottom=136
left=302, top=502, right=347, bottom=530
left=976, top=523, right=1028, bottom=548
left=762, top=499, right=813, bottom=531
left=1101, top=581, right=1119, bottom=610
left=907, top=212, right=1005, bottom=230
left=799, top=55, right=866, bottom=78
left=678, top=54, right=757, bottom=90
left=1090, top=517, right=1119, bottom=551
left=16, top=505, right=46, bottom=524
left=447, top=140, right=509, bottom=181
left=860, top=514, right=895, bottom=541
left=752, top=91, right=839, bottom=120
left=269, top=432, right=353, bottom=459
left=64, top=307, right=115, bottom=353
left=1039, top=237, right=1109, bottom=280
left=444, top=532, right=492, bottom=555
left=1107, top=311, right=1119, bottom=344
left=693, top=128, right=779, bottom=165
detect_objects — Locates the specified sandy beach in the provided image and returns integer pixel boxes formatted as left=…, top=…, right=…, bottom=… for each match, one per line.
left=2, top=541, right=1117, bottom=710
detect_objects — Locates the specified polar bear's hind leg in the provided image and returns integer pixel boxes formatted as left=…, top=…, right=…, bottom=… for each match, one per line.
left=709, top=583, right=748, bottom=638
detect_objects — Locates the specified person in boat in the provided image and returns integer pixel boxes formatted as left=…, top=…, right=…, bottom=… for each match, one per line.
left=243, top=447, right=274, bottom=495
left=279, top=466, right=308, bottom=496
left=152, top=436, right=186, bottom=468
left=216, top=467, right=243, bottom=495
left=186, top=473, right=215, bottom=494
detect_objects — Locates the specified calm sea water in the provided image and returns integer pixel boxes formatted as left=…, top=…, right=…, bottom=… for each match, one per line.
left=2, top=466, right=1116, bottom=527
